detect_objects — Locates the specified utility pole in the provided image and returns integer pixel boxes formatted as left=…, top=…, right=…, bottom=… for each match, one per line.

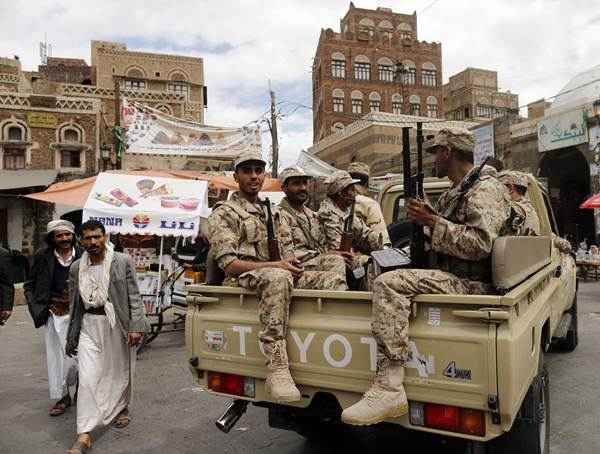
left=113, top=76, right=122, bottom=169
left=268, top=80, right=279, bottom=177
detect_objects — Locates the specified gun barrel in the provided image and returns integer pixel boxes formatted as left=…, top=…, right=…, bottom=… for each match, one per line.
left=402, top=127, right=412, bottom=198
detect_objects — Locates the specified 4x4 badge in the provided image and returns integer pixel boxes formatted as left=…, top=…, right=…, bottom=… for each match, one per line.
left=443, top=361, right=472, bottom=380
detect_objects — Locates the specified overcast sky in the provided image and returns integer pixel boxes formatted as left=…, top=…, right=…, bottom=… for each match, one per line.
left=1, top=0, right=599, bottom=169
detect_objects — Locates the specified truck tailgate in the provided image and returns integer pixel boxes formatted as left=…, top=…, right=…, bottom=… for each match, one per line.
left=187, top=286, right=499, bottom=415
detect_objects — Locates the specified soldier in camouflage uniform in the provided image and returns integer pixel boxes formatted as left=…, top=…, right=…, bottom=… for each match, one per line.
left=498, top=170, right=541, bottom=236
left=278, top=166, right=348, bottom=284
left=318, top=171, right=386, bottom=264
left=208, top=152, right=346, bottom=403
left=342, top=129, right=511, bottom=426
left=347, top=162, right=391, bottom=245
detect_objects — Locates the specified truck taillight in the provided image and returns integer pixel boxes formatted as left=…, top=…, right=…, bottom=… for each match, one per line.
left=207, top=372, right=255, bottom=398
left=409, top=402, right=485, bottom=437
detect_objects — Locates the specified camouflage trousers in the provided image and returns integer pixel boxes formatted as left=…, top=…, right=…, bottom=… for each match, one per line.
left=238, top=267, right=346, bottom=345
left=303, top=253, right=347, bottom=287
left=373, top=269, right=488, bottom=365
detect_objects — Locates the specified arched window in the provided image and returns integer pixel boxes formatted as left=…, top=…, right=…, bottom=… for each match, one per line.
left=392, top=93, right=403, bottom=114
left=123, top=67, right=146, bottom=91
left=422, top=62, right=437, bottom=87
left=7, top=126, right=23, bottom=141
left=168, top=71, right=189, bottom=97
left=397, top=22, right=413, bottom=39
left=354, top=55, right=371, bottom=81
left=427, top=96, right=438, bottom=118
left=359, top=17, right=375, bottom=36
left=331, top=51, right=346, bottom=78
left=351, top=90, right=363, bottom=114
left=401, top=60, right=416, bottom=85
left=377, top=57, right=394, bottom=82
left=409, top=95, right=421, bottom=116
left=332, top=88, right=344, bottom=113
left=369, top=92, right=381, bottom=112
left=64, top=129, right=80, bottom=143
left=378, top=20, right=393, bottom=40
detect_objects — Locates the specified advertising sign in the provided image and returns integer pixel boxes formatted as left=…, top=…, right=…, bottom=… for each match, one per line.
left=121, top=99, right=261, bottom=158
left=538, top=108, right=588, bottom=152
left=472, top=123, right=494, bottom=165
left=82, top=173, right=209, bottom=237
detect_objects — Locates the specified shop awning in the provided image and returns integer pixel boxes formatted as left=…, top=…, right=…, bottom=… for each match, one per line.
left=0, top=170, right=58, bottom=191
left=580, top=193, right=600, bottom=209
left=25, top=169, right=281, bottom=208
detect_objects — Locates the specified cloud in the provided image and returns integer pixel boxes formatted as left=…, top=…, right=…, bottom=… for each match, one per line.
left=1, top=0, right=599, bottom=170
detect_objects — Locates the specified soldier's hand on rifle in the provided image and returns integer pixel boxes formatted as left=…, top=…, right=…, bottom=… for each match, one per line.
left=407, top=198, right=438, bottom=228
left=277, top=257, right=304, bottom=278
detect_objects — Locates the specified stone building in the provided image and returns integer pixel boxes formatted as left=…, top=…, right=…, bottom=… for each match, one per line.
left=0, top=40, right=207, bottom=255
left=442, top=68, right=518, bottom=122
left=312, top=3, right=443, bottom=142
left=308, top=111, right=476, bottom=176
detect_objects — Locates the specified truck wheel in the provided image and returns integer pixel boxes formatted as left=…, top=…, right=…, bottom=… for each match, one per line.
left=553, top=296, right=578, bottom=352
left=487, top=351, right=549, bottom=454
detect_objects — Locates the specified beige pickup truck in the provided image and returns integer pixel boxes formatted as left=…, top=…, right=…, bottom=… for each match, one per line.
left=185, top=175, right=577, bottom=454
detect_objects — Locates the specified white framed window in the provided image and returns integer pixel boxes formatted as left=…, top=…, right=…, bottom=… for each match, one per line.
left=352, top=99, right=363, bottom=114
left=392, top=101, right=402, bottom=114
left=404, top=67, right=416, bottom=85
left=333, top=97, right=344, bottom=112
left=7, top=126, right=23, bottom=141
left=427, top=104, right=438, bottom=118
left=370, top=100, right=380, bottom=112
left=354, top=62, right=371, bottom=80
left=477, top=104, right=493, bottom=118
left=331, top=53, right=346, bottom=79
left=63, top=129, right=80, bottom=143
left=378, top=65, right=394, bottom=82
left=422, top=69, right=437, bottom=87
left=168, top=82, right=189, bottom=97
left=123, top=79, right=146, bottom=91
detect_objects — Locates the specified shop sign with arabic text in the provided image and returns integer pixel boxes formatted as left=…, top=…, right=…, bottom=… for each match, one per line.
left=538, top=108, right=588, bottom=152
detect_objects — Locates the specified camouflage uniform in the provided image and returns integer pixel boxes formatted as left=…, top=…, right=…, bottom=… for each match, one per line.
left=347, top=162, right=392, bottom=245
left=498, top=170, right=541, bottom=236
left=373, top=164, right=511, bottom=363
left=278, top=197, right=347, bottom=283
left=208, top=192, right=346, bottom=348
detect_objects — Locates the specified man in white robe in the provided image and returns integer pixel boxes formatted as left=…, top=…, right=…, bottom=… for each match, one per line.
left=65, top=220, right=149, bottom=453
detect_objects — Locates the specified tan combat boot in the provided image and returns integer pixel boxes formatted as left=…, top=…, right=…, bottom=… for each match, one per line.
left=341, top=358, right=408, bottom=426
left=264, top=340, right=301, bottom=403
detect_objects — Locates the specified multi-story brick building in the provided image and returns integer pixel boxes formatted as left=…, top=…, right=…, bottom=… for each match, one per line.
left=312, top=3, right=443, bottom=142
left=442, top=68, right=519, bottom=122
left=0, top=40, right=208, bottom=255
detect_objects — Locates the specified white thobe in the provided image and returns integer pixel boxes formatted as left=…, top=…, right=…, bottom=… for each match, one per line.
left=45, top=313, right=78, bottom=399
left=76, top=265, right=136, bottom=434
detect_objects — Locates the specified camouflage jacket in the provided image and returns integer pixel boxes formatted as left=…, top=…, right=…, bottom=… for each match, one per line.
left=317, top=197, right=383, bottom=253
left=207, top=192, right=294, bottom=271
left=503, top=198, right=541, bottom=236
left=431, top=165, right=511, bottom=282
left=278, top=198, right=324, bottom=262
left=355, top=194, right=391, bottom=246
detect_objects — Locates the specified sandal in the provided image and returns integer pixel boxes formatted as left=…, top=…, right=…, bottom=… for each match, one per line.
left=50, top=395, right=71, bottom=416
left=113, top=409, right=131, bottom=429
left=66, top=439, right=90, bottom=454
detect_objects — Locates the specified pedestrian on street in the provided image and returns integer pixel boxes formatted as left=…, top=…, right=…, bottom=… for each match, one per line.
left=24, top=220, right=81, bottom=415
left=65, top=220, right=149, bottom=454
left=0, top=245, right=15, bottom=325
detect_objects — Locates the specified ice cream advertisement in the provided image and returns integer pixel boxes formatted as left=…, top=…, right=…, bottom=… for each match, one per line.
left=83, top=173, right=210, bottom=237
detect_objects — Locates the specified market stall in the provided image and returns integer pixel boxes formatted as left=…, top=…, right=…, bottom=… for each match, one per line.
left=81, top=172, right=210, bottom=341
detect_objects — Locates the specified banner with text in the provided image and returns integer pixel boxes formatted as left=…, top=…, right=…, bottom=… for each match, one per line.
left=538, top=108, right=588, bottom=152
left=121, top=99, right=261, bottom=158
left=472, top=123, right=495, bottom=165
left=83, top=173, right=209, bottom=237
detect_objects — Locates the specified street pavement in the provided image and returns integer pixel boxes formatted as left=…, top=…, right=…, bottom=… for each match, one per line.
left=1, top=282, right=599, bottom=454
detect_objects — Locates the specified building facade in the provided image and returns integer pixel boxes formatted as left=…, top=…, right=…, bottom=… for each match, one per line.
left=308, top=111, right=476, bottom=176
left=312, top=3, right=443, bottom=142
left=442, top=68, right=519, bottom=122
left=0, top=40, right=207, bottom=255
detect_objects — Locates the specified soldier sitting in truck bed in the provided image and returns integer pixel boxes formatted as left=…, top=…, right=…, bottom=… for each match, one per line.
left=277, top=166, right=348, bottom=283
left=341, top=129, right=512, bottom=426
left=498, top=170, right=541, bottom=236
left=207, top=152, right=346, bottom=403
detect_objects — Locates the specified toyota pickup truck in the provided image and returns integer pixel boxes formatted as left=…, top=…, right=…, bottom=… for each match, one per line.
left=185, top=174, right=577, bottom=454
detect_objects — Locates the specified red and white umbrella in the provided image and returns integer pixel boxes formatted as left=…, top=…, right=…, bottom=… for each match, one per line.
left=580, top=193, right=600, bottom=209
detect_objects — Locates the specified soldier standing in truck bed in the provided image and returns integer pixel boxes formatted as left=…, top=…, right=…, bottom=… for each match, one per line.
left=498, top=170, right=541, bottom=236
left=208, top=152, right=346, bottom=404
left=341, top=129, right=511, bottom=426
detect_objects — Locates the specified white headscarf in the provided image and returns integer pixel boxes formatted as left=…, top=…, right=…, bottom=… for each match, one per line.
left=47, top=220, right=75, bottom=235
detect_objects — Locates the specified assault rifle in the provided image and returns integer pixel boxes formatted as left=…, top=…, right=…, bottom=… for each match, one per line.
left=264, top=198, right=281, bottom=261
left=339, top=202, right=355, bottom=252
left=402, top=124, right=427, bottom=268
